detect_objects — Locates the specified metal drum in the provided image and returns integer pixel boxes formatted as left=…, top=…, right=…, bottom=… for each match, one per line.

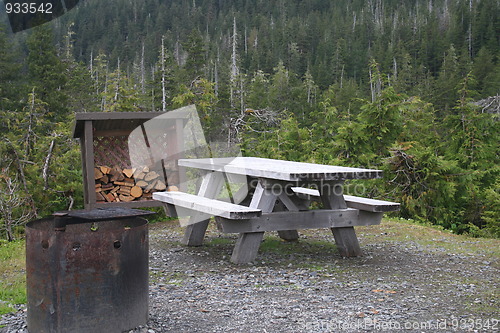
left=26, top=208, right=151, bottom=333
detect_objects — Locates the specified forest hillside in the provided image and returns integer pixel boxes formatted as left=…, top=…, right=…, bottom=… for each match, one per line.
left=0, top=0, right=499, bottom=240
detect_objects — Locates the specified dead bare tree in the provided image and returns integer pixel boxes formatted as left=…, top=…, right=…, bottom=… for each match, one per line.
left=0, top=176, right=35, bottom=241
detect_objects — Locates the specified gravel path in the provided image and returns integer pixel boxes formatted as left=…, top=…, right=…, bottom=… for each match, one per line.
left=1, top=220, right=498, bottom=332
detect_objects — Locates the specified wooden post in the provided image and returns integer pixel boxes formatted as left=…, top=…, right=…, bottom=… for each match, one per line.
left=83, top=120, right=96, bottom=209
left=320, top=181, right=362, bottom=257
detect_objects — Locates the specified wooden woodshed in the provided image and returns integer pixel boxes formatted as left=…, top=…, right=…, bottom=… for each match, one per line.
left=73, top=112, right=188, bottom=209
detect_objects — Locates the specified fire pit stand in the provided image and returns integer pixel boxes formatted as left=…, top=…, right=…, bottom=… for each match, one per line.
left=26, top=208, right=154, bottom=333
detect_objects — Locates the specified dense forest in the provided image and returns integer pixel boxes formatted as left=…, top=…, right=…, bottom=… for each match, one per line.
left=0, top=0, right=499, bottom=241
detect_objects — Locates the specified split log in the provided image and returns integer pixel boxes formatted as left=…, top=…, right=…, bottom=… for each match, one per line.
left=134, top=172, right=145, bottom=180
left=135, top=180, right=148, bottom=188
left=102, top=183, right=114, bottom=190
left=104, top=193, right=115, bottom=202
left=130, top=186, right=143, bottom=198
left=123, top=168, right=135, bottom=178
left=155, top=180, right=167, bottom=191
left=144, top=171, right=160, bottom=182
left=100, top=166, right=111, bottom=175
left=109, top=168, right=124, bottom=182
left=119, top=194, right=134, bottom=202
left=94, top=164, right=180, bottom=203
left=144, top=181, right=156, bottom=193
left=118, top=188, right=131, bottom=195
left=94, top=168, right=104, bottom=180
left=114, top=181, right=135, bottom=187
left=98, top=175, right=109, bottom=184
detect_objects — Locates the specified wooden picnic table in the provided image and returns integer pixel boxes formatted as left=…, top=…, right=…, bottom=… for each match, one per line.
left=153, top=157, right=399, bottom=264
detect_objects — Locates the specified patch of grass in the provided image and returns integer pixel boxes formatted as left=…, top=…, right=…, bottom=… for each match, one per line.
left=163, top=271, right=188, bottom=286
left=259, top=237, right=301, bottom=255
left=259, top=235, right=339, bottom=261
left=0, top=239, right=26, bottom=315
left=359, top=218, right=500, bottom=258
left=206, top=237, right=234, bottom=247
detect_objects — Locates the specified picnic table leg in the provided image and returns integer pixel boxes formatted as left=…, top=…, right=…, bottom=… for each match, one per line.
left=230, top=181, right=277, bottom=264
left=278, top=230, right=300, bottom=241
left=319, top=181, right=363, bottom=257
left=331, top=227, right=362, bottom=257
left=183, top=220, right=210, bottom=246
left=275, top=199, right=299, bottom=242
left=231, top=232, right=265, bottom=264
left=182, top=171, right=224, bottom=246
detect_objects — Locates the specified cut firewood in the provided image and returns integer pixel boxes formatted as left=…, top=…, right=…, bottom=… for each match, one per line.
left=144, top=180, right=156, bottom=193
left=99, top=166, right=111, bottom=175
left=119, top=194, right=134, bottom=202
left=102, top=183, right=114, bottom=190
left=135, top=180, right=148, bottom=188
left=130, top=186, right=143, bottom=198
left=98, top=175, right=109, bottom=184
left=94, top=164, right=179, bottom=203
left=144, top=171, right=160, bottom=182
left=94, top=168, right=104, bottom=180
left=114, top=181, right=135, bottom=187
left=134, top=172, right=145, bottom=180
left=109, top=168, right=124, bottom=182
left=105, top=193, right=115, bottom=202
left=154, top=180, right=167, bottom=191
left=118, top=187, right=131, bottom=194
left=123, top=168, right=135, bottom=178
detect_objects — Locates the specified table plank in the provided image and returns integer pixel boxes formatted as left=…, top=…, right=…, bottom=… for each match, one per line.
left=179, top=157, right=382, bottom=181
left=153, top=191, right=262, bottom=220
left=216, top=209, right=385, bottom=233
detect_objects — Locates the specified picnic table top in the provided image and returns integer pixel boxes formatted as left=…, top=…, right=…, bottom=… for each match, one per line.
left=178, top=157, right=383, bottom=181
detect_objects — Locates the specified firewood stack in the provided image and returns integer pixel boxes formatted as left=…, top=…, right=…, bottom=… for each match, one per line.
left=94, top=165, right=178, bottom=203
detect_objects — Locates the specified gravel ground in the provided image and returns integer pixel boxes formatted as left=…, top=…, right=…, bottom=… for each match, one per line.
left=1, top=219, right=498, bottom=332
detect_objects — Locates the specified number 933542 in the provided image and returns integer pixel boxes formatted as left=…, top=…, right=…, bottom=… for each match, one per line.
left=5, top=2, right=53, bottom=14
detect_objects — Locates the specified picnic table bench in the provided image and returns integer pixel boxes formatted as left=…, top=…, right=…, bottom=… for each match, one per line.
left=153, top=157, right=399, bottom=264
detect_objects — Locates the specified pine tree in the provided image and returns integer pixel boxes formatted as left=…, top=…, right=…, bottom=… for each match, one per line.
left=0, top=24, right=23, bottom=112
left=26, top=24, right=68, bottom=123
left=183, top=29, right=206, bottom=83
left=473, top=47, right=500, bottom=97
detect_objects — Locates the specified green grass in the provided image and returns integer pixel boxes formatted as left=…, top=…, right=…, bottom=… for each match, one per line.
left=206, top=237, right=234, bottom=247
left=359, top=218, right=500, bottom=258
left=0, top=239, right=26, bottom=315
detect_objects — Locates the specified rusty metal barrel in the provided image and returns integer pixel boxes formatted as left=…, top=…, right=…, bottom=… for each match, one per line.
left=26, top=208, right=152, bottom=333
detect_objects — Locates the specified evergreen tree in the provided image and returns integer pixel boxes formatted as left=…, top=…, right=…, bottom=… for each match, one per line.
left=0, top=24, right=23, bottom=113
left=433, top=45, right=461, bottom=113
left=26, top=24, right=68, bottom=123
left=182, top=29, right=206, bottom=83
left=473, top=47, right=500, bottom=97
